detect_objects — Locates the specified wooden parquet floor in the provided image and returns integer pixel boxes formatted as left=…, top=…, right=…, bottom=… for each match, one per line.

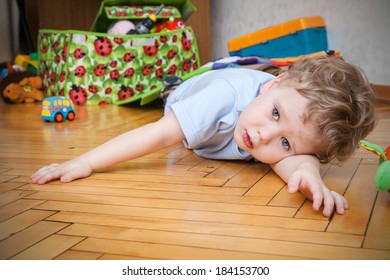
left=0, top=97, right=389, bottom=260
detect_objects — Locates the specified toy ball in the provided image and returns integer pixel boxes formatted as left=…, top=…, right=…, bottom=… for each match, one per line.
left=41, top=96, right=76, bottom=122
left=359, top=140, right=390, bottom=192
left=156, top=17, right=186, bottom=32
left=108, top=20, right=135, bottom=35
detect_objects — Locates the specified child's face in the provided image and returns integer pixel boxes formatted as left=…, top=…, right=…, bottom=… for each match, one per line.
left=234, top=78, right=319, bottom=164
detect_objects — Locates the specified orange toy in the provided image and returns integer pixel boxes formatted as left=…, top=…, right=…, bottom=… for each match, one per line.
left=3, top=76, right=44, bottom=103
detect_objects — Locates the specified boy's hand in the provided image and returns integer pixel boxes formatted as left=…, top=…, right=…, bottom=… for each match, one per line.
left=270, top=154, right=349, bottom=217
left=31, top=156, right=93, bottom=184
left=287, top=169, right=349, bottom=217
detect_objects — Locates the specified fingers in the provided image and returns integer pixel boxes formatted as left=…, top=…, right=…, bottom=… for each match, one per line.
left=31, top=163, right=61, bottom=184
left=331, top=191, right=349, bottom=215
left=321, top=189, right=335, bottom=217
left=287, top=172, right=301, bottom=194
left=59, top=167, right=88, bottom=183
left=31, top=158, right=93, bottom=185
left=314, top=189, right=348, bottom=217
left=31, top=163, right=70, bottom=185
left=313, top=188, right=349, bottom=217
left=311, top=191, right=323, bottom=212
left=286, top=171, right=348, bottom=217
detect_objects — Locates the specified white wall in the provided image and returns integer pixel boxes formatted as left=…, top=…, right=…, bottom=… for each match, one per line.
left=210, top=0, right=390, bottom=85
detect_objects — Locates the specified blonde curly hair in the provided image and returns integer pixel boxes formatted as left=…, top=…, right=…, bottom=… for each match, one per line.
left=279, top=56, right=377, bottom=164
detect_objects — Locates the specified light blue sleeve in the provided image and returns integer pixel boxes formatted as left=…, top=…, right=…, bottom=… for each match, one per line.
left=170, top=78, right=238, bottom=150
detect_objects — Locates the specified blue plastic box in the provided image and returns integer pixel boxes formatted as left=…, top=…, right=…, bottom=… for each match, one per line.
left=228, top=16, right=328, bottom=59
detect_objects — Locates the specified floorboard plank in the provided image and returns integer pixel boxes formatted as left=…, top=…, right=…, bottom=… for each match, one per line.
left=0, top=209, right=56, bottom=241
left=0, top=221, right=69, bottom=259
left=326, top=164, right=378, bottom=235
left=11, top=234, right=84, bottom=260
left=49, top=211, right=364, bottom=247
left=363, top=191, right=390, bottom=250
left=34, top=200, right=326, bottom=230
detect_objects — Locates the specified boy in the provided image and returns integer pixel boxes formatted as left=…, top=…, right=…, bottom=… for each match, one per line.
left=31, top=57, right=377, bottom=217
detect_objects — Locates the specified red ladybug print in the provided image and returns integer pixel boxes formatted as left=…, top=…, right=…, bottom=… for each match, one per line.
left=55, top=54, right=61, bottom=64
left=143, top=41, right=159, bottom=56
left=181, top=32, right=191, bottom=51
left=159, top=36, right=167, bottom=43
left=105, top=87, right=112, bottom=95
left=142, top=64, right=153, bottom=76
left=41, top=45, right=48, bottom=54
left=167, top=49, right=176, bottom=59
left=110, top=60, right=118, bottom=68
left=113, top=38, right=124, bottom=44
left=118, top=86, right=134, bottom=100
left=161, top=11, right=172, bottom=17
left=59, top=71, right=66, bottom=82
left=62, top=43, right=68, bottom=61
left=73, top=48, right=85, bottom=59
left=193, top=61, right=199, bottom=70
left=94, top=64, right=107, bottom=77
left=50, top=73, right=56, bottom=83
left=124, top=68, right=135, bottom=79
left=182, top=59, right=191, bottom=71
left=155, top=68, right=164, bottom=79
left=110, top=70, right=120, bottom=81
left=75, top=66, right=86, bottom=78
left=52, top=41, right=59, bottom=50
left=168, top=65, right=177, bottom=75
left=69, top=85, right=87, bottom=105
left=135, top=84, right=144, bottom=92
left=88, top=85, right=98, bottom=94
left=94, top=37, right=113, bottom=56
left=123, top=52, right=135, bottom=63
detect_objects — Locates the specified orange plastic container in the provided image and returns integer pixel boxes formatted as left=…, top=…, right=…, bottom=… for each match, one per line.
left=228, top=16, right=327, bottom=58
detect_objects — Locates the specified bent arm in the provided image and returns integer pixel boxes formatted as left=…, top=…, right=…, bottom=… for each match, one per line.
left=270, top=154, right=320, bottom=184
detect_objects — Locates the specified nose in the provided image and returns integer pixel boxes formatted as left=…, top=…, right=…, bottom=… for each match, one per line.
left=259, top=124, right=278, bottom=143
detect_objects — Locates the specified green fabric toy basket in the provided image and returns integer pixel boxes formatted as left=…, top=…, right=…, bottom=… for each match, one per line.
left=38, top=0, right=200, bottom=105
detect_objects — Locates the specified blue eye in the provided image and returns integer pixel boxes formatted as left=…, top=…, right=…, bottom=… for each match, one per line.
left=272, top=107, right=279, bottom=120
left=281, top=137, right=290, bottom=150
left=272, top=107, right=290, bottom=150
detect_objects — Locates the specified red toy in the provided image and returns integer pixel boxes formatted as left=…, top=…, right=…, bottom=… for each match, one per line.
left=156, top=17, right=186, bottom=32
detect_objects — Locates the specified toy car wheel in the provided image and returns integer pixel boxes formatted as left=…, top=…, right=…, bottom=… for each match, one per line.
left=67, top=111, right=75, bottom=121
left=55, top=113, right=64, bottom=122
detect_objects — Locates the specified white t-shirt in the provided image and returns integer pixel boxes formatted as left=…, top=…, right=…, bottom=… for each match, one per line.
left=164, top=68, right=275, bottom=160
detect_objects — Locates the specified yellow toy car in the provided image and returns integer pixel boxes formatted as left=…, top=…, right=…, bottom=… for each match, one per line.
left=41, top=96, right=76, bottom=122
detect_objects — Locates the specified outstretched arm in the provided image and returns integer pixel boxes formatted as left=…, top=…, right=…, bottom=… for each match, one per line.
left=31, top=112, right=185, bottom=184
left=270, top=155, right=348, bottom=217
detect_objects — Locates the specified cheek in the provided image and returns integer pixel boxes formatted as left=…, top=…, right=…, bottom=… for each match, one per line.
left=251, top=145, right=286, bottom=164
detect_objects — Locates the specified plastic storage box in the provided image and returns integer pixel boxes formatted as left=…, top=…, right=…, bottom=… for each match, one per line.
left=38, top=0, right=200, bottom=106
left=228, top=16, right=327, bottom=59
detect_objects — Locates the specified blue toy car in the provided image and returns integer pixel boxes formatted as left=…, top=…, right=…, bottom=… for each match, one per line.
left=41, top=96, right=76, bottom=122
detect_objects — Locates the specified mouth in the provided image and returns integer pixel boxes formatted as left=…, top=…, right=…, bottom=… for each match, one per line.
left=243, top=130, right=254, bottom=149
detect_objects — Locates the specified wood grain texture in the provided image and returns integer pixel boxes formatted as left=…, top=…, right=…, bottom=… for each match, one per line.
left=0, top=97, right=389, bottom=260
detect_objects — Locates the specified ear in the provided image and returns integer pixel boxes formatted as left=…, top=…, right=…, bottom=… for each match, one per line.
left=259, top=73, right=286, bottom=94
